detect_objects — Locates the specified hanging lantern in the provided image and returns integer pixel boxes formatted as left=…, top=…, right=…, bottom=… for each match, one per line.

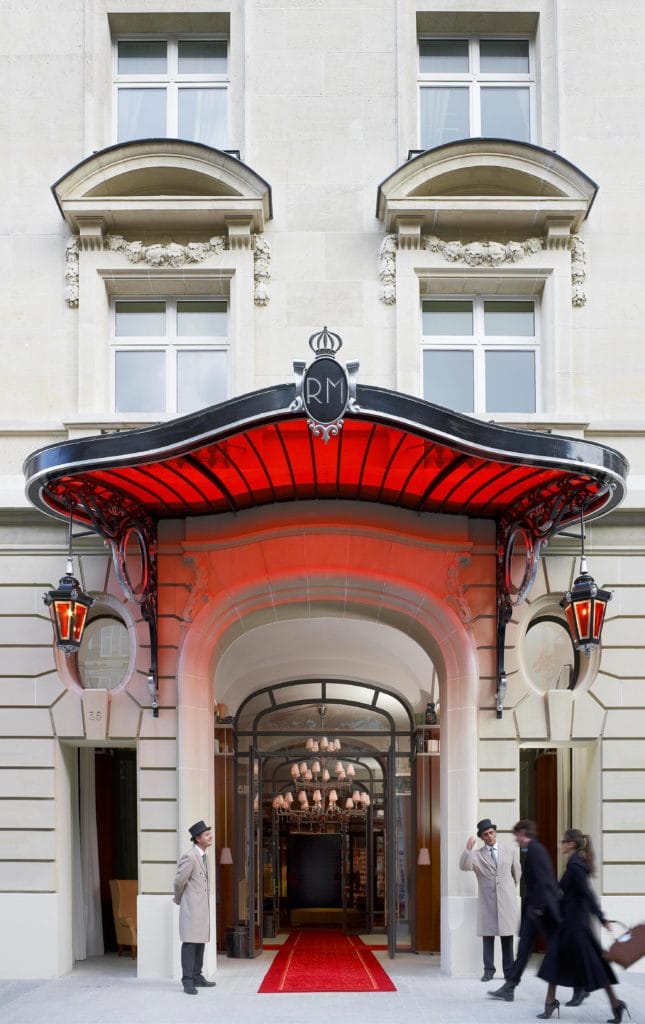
left=43, top=510, right=93, bottom=655
left=560, top=556, right=611, bottom=655
left=43, top=561, right=93, bottom=655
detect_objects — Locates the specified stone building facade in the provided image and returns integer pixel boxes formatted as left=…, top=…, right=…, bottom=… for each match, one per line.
left=1, top=0, right=644, bottom=980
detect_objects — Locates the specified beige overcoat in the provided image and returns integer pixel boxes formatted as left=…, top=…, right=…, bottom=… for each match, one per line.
left=459, top=842, right=521, bottom=936
left=173, top=845, right=210, bottom=943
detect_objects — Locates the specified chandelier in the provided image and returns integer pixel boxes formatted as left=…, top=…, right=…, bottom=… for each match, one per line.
left=272, top=706, right=371, bottom=824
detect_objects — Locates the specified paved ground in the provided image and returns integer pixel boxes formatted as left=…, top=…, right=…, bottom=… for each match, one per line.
left=1, top=952, right=643, bottom=1024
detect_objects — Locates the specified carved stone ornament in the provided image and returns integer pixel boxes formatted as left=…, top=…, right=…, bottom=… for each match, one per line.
left=378, top=232, right=587, bottom=309
left=65, top=238, right=80, bottom=308
left=570, top=234, right=587, bottom=307
left=423, top=234, right=544, bottom=265
left=254, top=236, right=271, bottom=306
left=64, top=233, right=271, bottom=307
left=378, top=235, right=397, bottom=305
left=182, top=554, right=212, bottom=626
left=444, top=552, right=473, bottom=624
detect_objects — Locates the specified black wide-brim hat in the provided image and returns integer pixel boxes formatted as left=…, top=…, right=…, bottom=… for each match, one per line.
left=477, top=818, right=497, bottom=837
left=189, top=820, right=210, bottom=840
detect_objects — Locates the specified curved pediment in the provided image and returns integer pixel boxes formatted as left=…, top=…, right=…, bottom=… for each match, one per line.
left=376, top=139, right=597, bottom=241
left=52, top=139, right=272, bottom=239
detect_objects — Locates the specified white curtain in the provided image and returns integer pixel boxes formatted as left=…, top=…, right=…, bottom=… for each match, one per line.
left=73, top=749, right=104, bottom=960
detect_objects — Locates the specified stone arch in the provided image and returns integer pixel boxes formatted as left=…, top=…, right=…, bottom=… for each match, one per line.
left=174, top=540, right=480, bottom=973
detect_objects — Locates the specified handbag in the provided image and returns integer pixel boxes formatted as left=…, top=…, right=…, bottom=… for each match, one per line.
left=604, top=923, right=645, bottom=968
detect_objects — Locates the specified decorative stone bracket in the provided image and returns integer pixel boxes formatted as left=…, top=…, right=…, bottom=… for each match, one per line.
left=64, top=233, right=271, bottom=308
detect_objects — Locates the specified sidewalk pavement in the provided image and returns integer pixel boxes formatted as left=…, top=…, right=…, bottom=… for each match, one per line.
left=1, top=952, right=643, bottom=1024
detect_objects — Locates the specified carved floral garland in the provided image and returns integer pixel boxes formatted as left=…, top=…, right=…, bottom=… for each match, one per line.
left=379, top=233, right=587, bottom=307
left=64, top=234, right=271, bottom=307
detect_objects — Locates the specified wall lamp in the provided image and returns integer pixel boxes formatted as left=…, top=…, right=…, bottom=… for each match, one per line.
left=43, top=509, right=94, bottom=655
left=560, top=510, right=612, bottom=655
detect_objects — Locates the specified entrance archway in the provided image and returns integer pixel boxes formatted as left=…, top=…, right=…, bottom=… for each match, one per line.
left=174, top=502, right=482, bottom=973
left=228, top=681, right=416, bottom=958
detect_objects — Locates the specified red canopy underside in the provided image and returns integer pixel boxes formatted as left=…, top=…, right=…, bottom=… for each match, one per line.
left=44, top=417, right=600, bottom=525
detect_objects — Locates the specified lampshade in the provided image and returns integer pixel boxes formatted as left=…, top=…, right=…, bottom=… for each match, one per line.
left=220, top=846, right=233, bottom=865
left=417, top=847, right=431, bottom=866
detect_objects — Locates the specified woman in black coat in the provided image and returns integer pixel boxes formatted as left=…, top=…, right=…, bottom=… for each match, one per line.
left=536, top=829, right=626, bottom=1022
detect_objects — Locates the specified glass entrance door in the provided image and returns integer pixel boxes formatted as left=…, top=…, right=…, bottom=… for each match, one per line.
left=228, top=681, right=418, bottom=956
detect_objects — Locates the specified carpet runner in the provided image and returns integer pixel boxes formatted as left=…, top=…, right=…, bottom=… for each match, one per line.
left=258, top=929, right=397, bottom=993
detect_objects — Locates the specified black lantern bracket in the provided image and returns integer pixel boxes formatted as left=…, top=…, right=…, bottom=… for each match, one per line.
left=58, top=490, right=160, bottom=717
left=495, top=481, right=614, bottom=719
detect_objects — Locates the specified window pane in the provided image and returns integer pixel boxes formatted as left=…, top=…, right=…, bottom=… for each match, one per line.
left=177, top=350, right=227, bottom=414
left=480, top=39, right=529, bottom=74
left=423, top=300, right=473, bottom=336
left=177, top=301, right=227, bottom=337
left=117, top=40, right=167, bottom=75
left=118, top=88, right=166, bottom=142
left=485, top=350, right=535, bottom=412
left=178, top=87, right=227, bottom=147
left=178, top=39, right=227, bottom=74
left=484, top=300, right=535, bottom=336
left=115, top=351, right=166, bottom=412
left=423, top=350, right=474, bottom=412
left=78, top=617, right=130, bottom=691
left=420, top=87, right=469, bottom=148
left=481, top=87, right=530, bottom=141
left=419, top=39, right=469, bottom=74
left=115, top=301, right=166, bottom=337
left=177, top=300, right=227, bottom=337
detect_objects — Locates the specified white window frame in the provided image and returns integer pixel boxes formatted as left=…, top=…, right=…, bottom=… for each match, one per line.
left=418, top=34, right=535, bottom=148
left=110, top=297, right=230, bottom=417
left=420, top=294, right=540, bottom=416
left=113, top=33, right=229, bottom=146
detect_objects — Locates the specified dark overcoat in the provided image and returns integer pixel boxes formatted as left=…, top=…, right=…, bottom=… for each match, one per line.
left=538, top=851, right=617, bottom=990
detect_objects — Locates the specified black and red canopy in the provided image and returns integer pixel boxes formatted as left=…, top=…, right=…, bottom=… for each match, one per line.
left=24, top=384, right=627, bottom=537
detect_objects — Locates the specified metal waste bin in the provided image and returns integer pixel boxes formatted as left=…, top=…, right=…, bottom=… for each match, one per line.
left=263, top=912, right=275, bottom=938
left=226, top=924, right=248, bottom=958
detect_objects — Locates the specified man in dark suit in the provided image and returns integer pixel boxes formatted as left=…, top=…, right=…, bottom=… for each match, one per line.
left=488, top=819, right=561, bottom=1002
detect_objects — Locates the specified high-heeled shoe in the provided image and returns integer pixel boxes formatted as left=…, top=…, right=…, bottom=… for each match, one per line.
left=537, top=1000, right=560, bottom=1019
left=566, top=989, right=589, bottom=1006
left=607, top=1002, right=631, bottom=1023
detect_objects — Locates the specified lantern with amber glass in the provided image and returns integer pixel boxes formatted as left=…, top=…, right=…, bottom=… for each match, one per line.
left=560, top=554, right=611, bottom=655
left=43, top=513, right=94, bottom=655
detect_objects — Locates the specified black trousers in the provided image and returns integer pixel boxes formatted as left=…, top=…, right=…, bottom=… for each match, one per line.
left=181, top=942, right=205, bottom=986
left=483, top=935, right=514, bottom=977
left=507, top=909, right=553, bottom=987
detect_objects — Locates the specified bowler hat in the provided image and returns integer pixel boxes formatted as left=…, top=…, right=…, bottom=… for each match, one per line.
left=189, top=820, right=210, bottom=840
left=477, top=818, right=497, bottom=837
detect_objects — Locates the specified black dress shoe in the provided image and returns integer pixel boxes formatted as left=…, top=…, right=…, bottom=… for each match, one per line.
left=488, top=983, right=515, bottom=1002
left=194, top=976, right=216, bottom=987
left=565, top=989, right=588, bottom=1007
left=183, top=985, right=198, bottom=995
left=481, top=970, right=495, bottom=982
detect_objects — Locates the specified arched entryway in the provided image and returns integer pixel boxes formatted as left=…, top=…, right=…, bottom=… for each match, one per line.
left=174, top=501, right=481, bottom=973
left=219, top=681, right=418, bottom=959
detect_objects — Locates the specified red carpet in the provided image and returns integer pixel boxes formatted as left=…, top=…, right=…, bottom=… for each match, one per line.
left=258, top=929, right=396, bottom=993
